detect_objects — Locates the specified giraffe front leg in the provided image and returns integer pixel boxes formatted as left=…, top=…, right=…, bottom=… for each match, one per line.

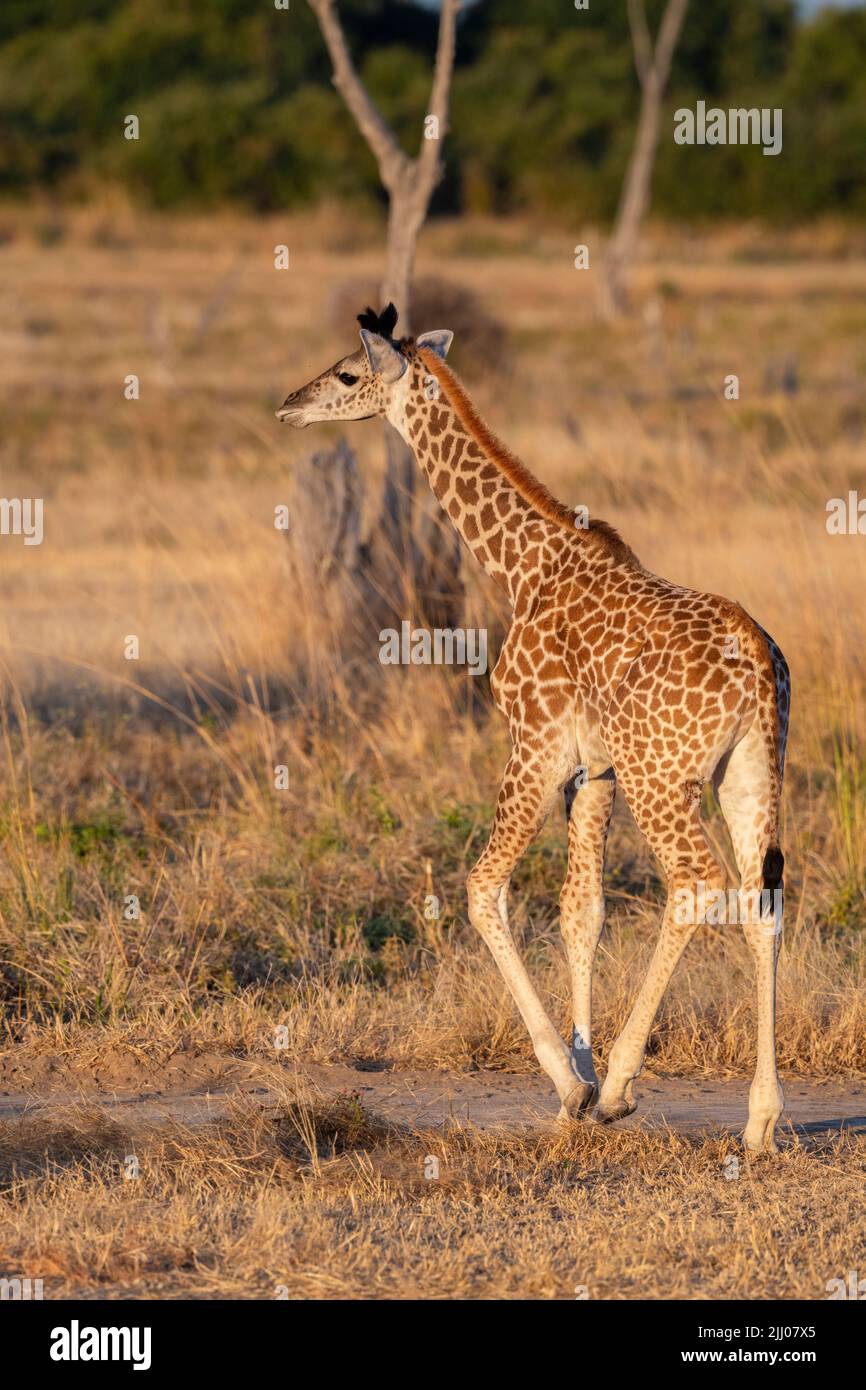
left=559, top=771, right=616, bottom=1120
left=467, top=747, right=585, bottom=1116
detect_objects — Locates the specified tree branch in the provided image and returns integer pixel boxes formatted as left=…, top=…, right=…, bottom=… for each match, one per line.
left=627, top=0, right=654, bottom=89
left=653, top=0, right=689, bottom=89
left=603, top=0, right=690, bottom=317
left=307, top=0, right=408, bottom=191
left=628, top=0, right=688, bottom=92
left=416, top=0, right=461, bottom=195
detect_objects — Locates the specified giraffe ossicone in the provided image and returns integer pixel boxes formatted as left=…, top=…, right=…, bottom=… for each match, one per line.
left=277, top=304, right=791, bottom=1154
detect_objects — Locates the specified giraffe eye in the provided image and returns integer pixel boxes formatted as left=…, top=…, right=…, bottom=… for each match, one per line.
left=338, top=371, right=359, bottom=387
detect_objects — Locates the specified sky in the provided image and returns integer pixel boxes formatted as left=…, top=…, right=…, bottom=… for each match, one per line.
left=411, top=0, right=866, bottom=12
left=798, top=0, right=864, bottom=11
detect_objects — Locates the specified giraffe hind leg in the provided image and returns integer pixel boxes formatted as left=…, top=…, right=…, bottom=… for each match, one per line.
left=713, top=723, right=785, bottom=1154
left=596, top=777, right=727, bottom=1125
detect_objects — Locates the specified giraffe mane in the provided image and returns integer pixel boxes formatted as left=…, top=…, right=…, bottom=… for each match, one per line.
left=416, top=347, right=638, bottom=567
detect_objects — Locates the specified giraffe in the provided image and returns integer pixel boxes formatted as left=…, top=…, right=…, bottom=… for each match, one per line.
left=277, top=304, right=791, bottom=1153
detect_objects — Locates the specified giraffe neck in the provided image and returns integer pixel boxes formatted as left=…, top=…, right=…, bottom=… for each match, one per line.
left=394, top=353, right=570, bottom=602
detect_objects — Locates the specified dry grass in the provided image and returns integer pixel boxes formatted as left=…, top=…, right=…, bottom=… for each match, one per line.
left=0, top=1083, right=863, bottom=1300
left=1, top=205, right=865, bottom=1297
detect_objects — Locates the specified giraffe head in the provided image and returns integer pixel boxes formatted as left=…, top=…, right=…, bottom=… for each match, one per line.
left=275, top=303, right=452, bottom=429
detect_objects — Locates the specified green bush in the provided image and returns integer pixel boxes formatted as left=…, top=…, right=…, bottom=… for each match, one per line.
left=0, top=0, right=863, bottom=220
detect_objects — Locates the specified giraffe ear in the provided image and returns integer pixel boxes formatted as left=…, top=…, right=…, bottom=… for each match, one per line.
left=359, top=329, right=407, bottom=383
left=416, top=330, right=453, bottom=361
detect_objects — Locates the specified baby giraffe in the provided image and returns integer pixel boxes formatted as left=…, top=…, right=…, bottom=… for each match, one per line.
left=277, top=304, right=791, bottom=1153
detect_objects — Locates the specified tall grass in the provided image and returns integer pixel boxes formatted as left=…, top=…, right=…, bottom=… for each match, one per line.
left=1, top=210, right=865, bottom=1079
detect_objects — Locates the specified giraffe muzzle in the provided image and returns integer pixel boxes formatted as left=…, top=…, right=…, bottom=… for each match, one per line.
left=275, top=404, right=309, bottom=427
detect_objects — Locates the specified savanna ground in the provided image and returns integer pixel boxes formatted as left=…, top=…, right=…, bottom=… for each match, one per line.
left=1, top=202, right=865, bottom=1299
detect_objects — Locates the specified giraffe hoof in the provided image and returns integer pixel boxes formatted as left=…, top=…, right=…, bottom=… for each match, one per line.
left=557, top=1083, right=598, bottom=1123
left=593, top=1098, right=637, bottom=1125
left=744, top=1123, right=781, bottom=1155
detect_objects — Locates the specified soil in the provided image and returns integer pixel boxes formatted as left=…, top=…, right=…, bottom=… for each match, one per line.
left=1, top=1048, right=863, bottom=1141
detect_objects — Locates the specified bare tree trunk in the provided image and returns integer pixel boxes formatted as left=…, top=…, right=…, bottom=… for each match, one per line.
left=381, top=186, right=426, bottom=328
left=303, top=0, right=464, bottom=637
left=601, top=0, right=689, bottom=319
left=309, top=0, right=459, bottom=331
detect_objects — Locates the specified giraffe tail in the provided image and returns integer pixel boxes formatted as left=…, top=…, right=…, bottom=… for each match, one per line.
left=746, top=627, right=786, bottom=905
left=762, top=844, right=784, bottom=896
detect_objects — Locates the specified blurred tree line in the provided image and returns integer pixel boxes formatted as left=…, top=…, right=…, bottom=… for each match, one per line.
left=1, top=0, right=864, bottom=219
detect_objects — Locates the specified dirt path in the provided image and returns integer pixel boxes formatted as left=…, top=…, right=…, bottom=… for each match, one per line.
left=1, top=1051, right=864, bottom=1140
